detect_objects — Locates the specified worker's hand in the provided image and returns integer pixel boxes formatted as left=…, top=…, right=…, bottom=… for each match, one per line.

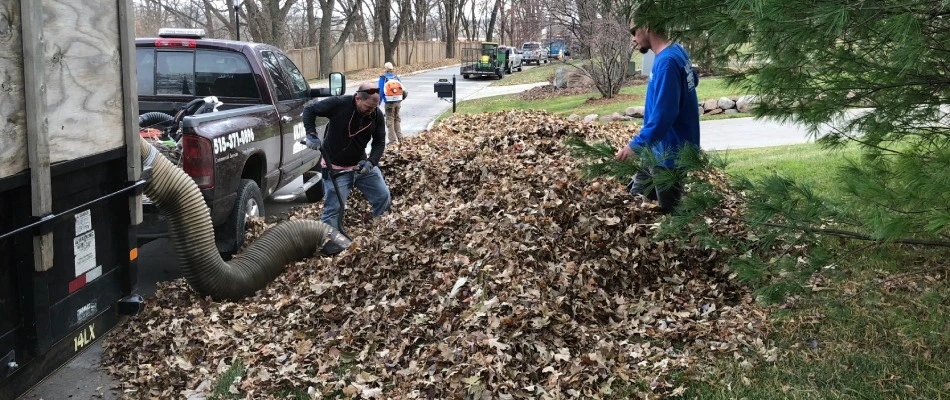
left=358, top=160, right=373, bottom=175
left=306, top=133, right=321, bottom=151
left=615, top=144, right=636, bottom=161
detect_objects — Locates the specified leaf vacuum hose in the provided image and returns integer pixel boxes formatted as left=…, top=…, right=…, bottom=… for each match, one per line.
left=139, top=138, right=351, bottom=300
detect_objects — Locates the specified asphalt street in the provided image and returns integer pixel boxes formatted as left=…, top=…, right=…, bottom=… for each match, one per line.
left=23, top=63, right=815, bottom=399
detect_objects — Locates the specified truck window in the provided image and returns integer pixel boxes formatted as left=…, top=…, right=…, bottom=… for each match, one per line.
left=523, top=43, right=540, bottom=50
left=136, top=49, right=155, bottom=95
left=195, top=50, right=259, bottom=98
left=275, top=52, right=310, bottom=99
left=262, top=51, right=293, bottom=102
left=156, top=51, right=196, bottom=95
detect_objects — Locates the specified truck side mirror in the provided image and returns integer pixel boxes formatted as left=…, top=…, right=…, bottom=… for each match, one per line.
left=329, top=72, right=345, bottom=96
left=310, top=72, right=346, bottom=97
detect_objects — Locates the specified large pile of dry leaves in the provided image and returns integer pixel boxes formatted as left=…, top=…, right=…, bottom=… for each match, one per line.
left=104, top=111, right=773, bottom=399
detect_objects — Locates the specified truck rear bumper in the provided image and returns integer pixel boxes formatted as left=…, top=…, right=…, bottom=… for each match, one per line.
left=138, top=191, right=236, bottom=243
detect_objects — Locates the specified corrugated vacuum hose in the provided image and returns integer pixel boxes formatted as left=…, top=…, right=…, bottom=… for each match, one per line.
left=139, top=138, right=351, bottom=301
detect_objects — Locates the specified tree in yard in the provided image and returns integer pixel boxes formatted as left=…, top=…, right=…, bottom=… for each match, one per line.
left=554, top=0, right=634, bottom=98
left=575, top=0, right=950, bottom=298
left=409, top=0, right=436, bottom=40
left=441, top=0, right=466, bottom=58
left=376, top=0, right=413, bottom=65
left=241, top=0, right=299, bottom=46
left=316, top=0, right=362, bottom=77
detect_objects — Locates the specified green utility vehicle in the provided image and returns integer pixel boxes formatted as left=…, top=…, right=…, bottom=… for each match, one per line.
left=460, top=42, right=504, bottom=79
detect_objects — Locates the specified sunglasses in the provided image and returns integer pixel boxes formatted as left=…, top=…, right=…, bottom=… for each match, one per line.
left=357, top=88, right=380, bottom=95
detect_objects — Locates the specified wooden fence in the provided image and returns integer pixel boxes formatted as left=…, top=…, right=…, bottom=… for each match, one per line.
left=286, top=41, right=479, bottom=80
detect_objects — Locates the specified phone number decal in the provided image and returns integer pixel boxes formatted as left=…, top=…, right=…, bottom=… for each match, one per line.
left=213, top=128, right=255, bottom=154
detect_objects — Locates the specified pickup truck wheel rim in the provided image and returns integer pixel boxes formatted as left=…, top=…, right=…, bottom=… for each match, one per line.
left=245, top=199, right=260, bottom=220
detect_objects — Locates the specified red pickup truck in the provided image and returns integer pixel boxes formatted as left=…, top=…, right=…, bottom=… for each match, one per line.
left=135, top=28, right=344, bottom=254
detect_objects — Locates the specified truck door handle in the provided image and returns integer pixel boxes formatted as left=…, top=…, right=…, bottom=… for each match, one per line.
left=281, top=116, right=292, bottom=123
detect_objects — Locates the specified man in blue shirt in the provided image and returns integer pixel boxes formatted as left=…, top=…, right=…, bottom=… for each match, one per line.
left=615, top=21, right=700, bottom=213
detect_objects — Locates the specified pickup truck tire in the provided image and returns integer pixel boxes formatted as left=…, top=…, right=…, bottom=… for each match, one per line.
left=220, top=179, right=264, bottom=254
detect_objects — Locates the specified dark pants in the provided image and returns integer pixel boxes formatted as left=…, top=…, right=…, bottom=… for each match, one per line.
left=628, top=167, right=684, bottom=214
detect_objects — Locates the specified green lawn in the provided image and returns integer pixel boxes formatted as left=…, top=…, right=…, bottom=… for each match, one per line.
left=694, top=144, right=950, bottom=400
left=440, top=77, right=750, bottom=123
left=716, top=142, right=862, bottom=197
left=490, top=60, right=581, bottom=86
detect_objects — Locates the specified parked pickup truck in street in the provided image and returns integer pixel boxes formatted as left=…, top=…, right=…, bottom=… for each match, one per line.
left=135, top=28, right=344, bottom=254
left=521, top=42, right=547, bottom=65
left=499, top=46, right=524, bottom=74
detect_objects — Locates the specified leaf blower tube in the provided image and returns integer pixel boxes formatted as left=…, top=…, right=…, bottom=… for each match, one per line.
left=138, top=112, right=174, bottom=128
left=139, top=138, right=351, bottom=301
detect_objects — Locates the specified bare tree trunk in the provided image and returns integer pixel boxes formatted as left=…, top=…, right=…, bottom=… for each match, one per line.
left=378, top=0, right=412, bottom=64
left=305, top=0, right=319, bottom=46
left=443, top=0, right=464, bottom=58
left=318, top=0, right=361, bottom=77
left=339, top=0, right=368, bottom=41
left=240, top=0, right=299, bottom=46
left=486, top=0, right=501, bottom=42
left=413, top=0, right=431, bottom=39
left=468, top=0, right=478, bottom=41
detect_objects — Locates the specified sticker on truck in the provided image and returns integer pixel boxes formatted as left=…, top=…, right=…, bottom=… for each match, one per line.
left=71, top=212, right=103, bottom=293
left=74, top=230, right=96, bottom=276
left=75, top=210, right=92, bottom=234
left=73, top=322, right=97, bottom=352
left=213, top=128, right=255, bottom=154
left=292, top=122, right=308, bottom=154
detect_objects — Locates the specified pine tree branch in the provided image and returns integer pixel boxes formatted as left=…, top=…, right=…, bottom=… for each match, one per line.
left=753, top=218, right=950, bottom=248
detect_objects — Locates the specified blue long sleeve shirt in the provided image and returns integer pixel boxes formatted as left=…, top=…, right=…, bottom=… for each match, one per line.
left=629, top=43, right=700, bottom=168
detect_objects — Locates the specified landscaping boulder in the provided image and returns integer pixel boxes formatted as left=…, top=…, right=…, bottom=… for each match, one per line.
left=566, top=70, right=595, bottom=88
left=736, top=95, right=757, bottom=113
left=703, top=98, right=719, bottom=111
left=718, top=97, right=736, bottom=110
left=554, top=67, right=569, bottom=89
left=625, top=106, right=645, bottom=118
left=583, top=114, right=599, bottom=123
left=567, top=113, right=581, bottom=121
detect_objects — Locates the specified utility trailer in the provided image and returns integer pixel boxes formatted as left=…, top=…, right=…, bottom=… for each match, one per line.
left=460, top=42, right=504, bottom=80
left=0, top=0, right=143, bottom=398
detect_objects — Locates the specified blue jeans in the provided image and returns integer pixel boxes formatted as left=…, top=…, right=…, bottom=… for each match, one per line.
left=628, top=167, right=684, bottom=214
left=321, top=166, right=391, bottom=230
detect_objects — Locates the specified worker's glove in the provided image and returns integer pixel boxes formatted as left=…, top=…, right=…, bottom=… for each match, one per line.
left=357, top=160, right=373, bottom=175
left=305, top=133, right=321, bottom=151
